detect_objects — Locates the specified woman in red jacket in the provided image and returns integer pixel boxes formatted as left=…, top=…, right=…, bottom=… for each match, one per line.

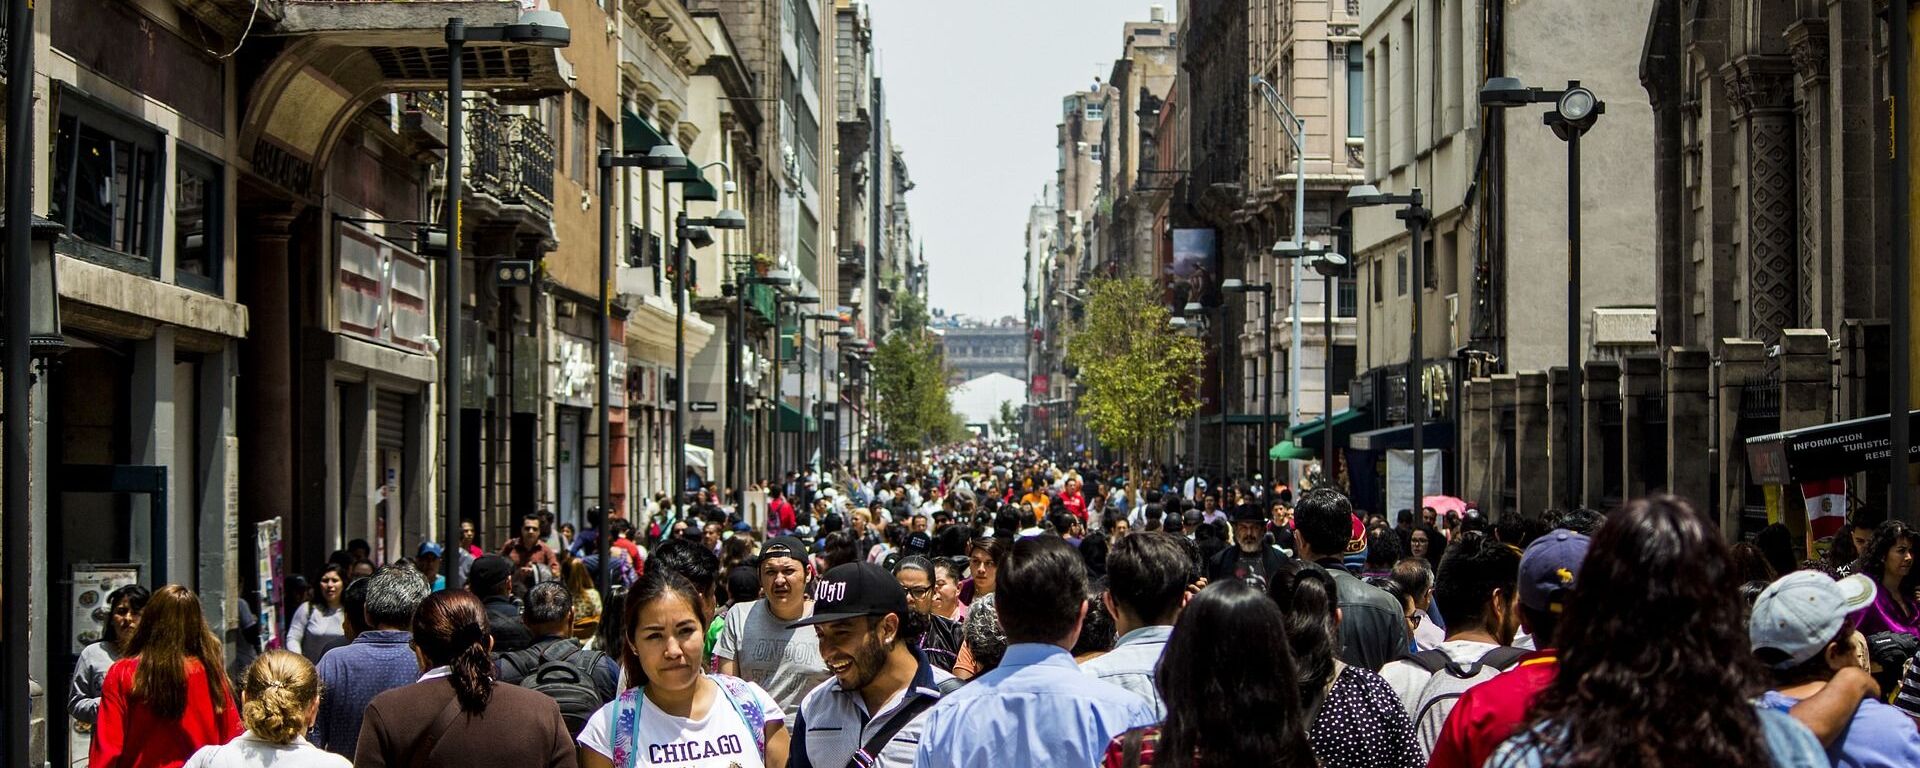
left=92, top=585, right=241, bottom=768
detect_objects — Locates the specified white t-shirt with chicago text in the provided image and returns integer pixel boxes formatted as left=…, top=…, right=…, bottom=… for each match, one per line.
left=577, top=678, right=785, bottom=768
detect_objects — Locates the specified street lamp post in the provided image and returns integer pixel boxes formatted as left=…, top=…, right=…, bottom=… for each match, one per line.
left=597, top=146, right=685, bottom=593
left=1223, top=279, right=1274, bottom=485
left=775, top=295, right=819, bottom=478
left=1309, top=251, right=1349, bottom=482
left=803, top=312, right=841, bottom=472
left=442, top=12, right=571, bottom=590
left=1481, top=77, right=1605, bottom=509
left=669, top=207, right=747, bottom=519
left=1252, top=76, right=1310, bottom=488
left=1346, top=185, right=1432, bottom=511
left=729, top=269, right=792, bottom=512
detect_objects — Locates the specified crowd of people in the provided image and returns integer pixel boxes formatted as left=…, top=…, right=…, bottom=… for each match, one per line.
left=69, top=443, right=1920, bottom=767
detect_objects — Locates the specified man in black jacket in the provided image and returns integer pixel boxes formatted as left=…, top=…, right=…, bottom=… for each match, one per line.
left=1208, top=503, right=1288, bottom=585
left=1292, top=488, right=1409, bottom=670
left=465, top=554, right=534, bottom=653
left=893, top=556, right=961, bottom=670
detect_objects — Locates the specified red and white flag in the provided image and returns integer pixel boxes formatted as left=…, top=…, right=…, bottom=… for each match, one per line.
left=1801, top=477, right=1848, bottom=540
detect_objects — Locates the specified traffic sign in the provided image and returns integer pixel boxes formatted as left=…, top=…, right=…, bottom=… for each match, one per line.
left=690, top=401, right=719, bottom=413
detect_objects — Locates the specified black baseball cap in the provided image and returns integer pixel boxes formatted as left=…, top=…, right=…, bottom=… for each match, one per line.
left=785, top=563, right=909, bottom=628
left=760, top=536, right=810, bottom=565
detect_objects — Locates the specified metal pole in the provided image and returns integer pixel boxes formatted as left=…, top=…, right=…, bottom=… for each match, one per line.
left=595, top=152, right=614, bottom=595
left=732, top=272, right=746, bottom=511
left=1566, top=130, right=1584, bottom=509
left=816, top=325, right=827, bottom=472
left=442, top=19, right=467, bottom=591
left=773, top=305, right=784, bottom=479
left=4, top=0, right=37, bottom=756
left=1323, top=272, right=1336, bottom=483
left=1217, top=307, right=1228, bottom=484
left=672, top=212, right=688, bottom=519
left=1892, top=0, right=1913, bottom=522
left=799, top=320, right=809, bottom=476
left=1408, top=191, right=1427, bottom=517
left=1289, top=119, right=1306, bottom=489
left=1262, top=288, right=1274, bottom=487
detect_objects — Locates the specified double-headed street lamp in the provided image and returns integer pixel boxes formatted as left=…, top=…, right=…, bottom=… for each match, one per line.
left=1269, top=242, right=1348, bottom=484
left=727, top=268, right=793, bottom=512
left=774, top=294, right=819, bottom=477
left=1252, top=76, right=1311, bottom=486
left=1221, top=278, right=1273, bottom=484
left=1346, top=185, right=1432, bottom=509
left=671, top=204, right=748, bottom=517
left=595, top=145, right=686, bottom=592
left=442, top=11, right=571, bottom=590
left=1481, top=77, right=1604, bottom=509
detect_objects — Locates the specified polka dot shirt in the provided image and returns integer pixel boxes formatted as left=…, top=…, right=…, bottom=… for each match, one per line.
left=1309, top=665, right=1425, bottom=768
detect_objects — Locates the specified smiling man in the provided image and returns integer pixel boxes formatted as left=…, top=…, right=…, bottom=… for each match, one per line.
left=715, top=536, right=833, bottom=715
left=786, top=562, right=960, bottom=768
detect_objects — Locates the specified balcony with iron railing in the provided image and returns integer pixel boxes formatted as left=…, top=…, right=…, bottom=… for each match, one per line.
left=463, top=94, right=554, bottom=217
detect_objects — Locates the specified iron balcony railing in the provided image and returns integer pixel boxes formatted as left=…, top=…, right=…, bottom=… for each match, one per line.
left=462, top=94, right=554, bottom=215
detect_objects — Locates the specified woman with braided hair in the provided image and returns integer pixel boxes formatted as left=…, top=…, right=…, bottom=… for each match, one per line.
left=182, top=651, right=347, bottom=767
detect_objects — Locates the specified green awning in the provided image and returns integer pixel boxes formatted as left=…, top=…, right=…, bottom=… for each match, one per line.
left=622, top=109, right=669, bottom=153
left=1290, top=409, right=1367, bottom=450
left=667, top=158, right=719, bottom=202
left=1269, top=440, right=1318, bottom=461
left=777, top=401, right=817, bottom=433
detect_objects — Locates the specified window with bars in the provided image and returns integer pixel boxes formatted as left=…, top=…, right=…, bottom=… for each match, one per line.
left=595, top=110, right=614, bottom=197
left=175, top=150, right=222, bottom=294
left=572, top=92, right=590, bottom=186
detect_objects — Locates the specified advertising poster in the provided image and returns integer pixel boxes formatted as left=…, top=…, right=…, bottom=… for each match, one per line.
left=70, top=566, right=142, bottom=655
left=255, top=518, right=284, bottom=649
left=1169, top=228, right=1218, bottom=311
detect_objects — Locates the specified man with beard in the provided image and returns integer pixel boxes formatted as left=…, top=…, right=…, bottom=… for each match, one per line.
left=786, top=562, right=960, bottom=767
left=715, top=536, right=833, bottom=714
left=1206, top=503, right=1288, bottom=585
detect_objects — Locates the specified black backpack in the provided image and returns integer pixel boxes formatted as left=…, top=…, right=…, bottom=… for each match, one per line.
left=502, top=640, right=609, bottom=737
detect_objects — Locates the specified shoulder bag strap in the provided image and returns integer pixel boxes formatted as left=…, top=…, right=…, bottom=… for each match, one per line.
left=712, top=675, right=768, bottom=758
left=845, top=693, right=943, bottom=768
left=407, top=698, right=465, bottom=768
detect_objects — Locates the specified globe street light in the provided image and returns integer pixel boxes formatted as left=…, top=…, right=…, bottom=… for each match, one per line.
left=1481, top=77, right=1605, bottom=508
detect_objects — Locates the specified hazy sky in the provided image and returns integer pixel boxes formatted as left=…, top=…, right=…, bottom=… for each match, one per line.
left=864, top=1, right=1174, bottom=322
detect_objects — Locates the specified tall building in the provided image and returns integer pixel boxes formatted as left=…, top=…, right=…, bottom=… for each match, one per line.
left=936, top=320, right=1029, bottom=386
left=1330, top=0, right=1676, bottom=521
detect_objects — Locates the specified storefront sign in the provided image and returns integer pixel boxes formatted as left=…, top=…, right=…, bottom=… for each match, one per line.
left=1746, top=410, right=1920, bottom=485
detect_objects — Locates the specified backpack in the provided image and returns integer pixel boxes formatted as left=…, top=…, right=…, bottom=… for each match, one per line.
left=503, top=640, right=610, bottom=737
left=1404, top=646, right=1528, bottom=752
left=609, top=675, right=767, bottom=766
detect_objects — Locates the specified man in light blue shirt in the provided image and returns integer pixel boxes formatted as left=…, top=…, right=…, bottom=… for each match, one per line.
left=914, top=536, right=1157, bottom=768
left=1080, top=532, right=1197, bottom=718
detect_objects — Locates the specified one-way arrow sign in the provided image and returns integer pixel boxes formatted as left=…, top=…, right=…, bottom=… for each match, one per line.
left=689, top=401, right=719, bottom=413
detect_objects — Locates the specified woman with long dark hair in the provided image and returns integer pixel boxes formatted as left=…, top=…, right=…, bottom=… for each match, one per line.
left=285, top=564, right=346, bottom=663
left=1410, top=523, right=1447, bottom=566
left=353, top=591, right=574, bottom=767
left=1102, top=580, right=1313, bottom=768
left=1489, top=496, right=1827, bottom=767
left=71, top=584, right=151, bottom=727
left=1268, top=561, right=1422, bottom=768
left=1852, top=520, right=1920, bottom=638
left=91, top=585, right=241, bottom=767
left=577, top=569, right=788, bottom=768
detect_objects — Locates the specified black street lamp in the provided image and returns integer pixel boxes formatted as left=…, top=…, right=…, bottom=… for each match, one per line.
left=802, top=312, right=842, bottom=473
left=442, top=11, right=571, bottom=590
left=596, top=146, right=685, bottom=594
left=1222, top=278, right=1274, bottom=485
left=728, top=268, right=792, bottom=513
left=1308, top=250, right=1348, bottom=483
left=671, top=206, right=747, bottom=517
left=1481, top=77, right=1605, bottom=509
left=1346, top=185, right=1432, bottom=510
left=775, top=294, right=819, bottom=478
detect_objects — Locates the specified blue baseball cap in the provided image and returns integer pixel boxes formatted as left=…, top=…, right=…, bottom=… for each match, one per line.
left=416, top=541, right=445, bottom=558
left=1518, top=529, right=1590, bottom=613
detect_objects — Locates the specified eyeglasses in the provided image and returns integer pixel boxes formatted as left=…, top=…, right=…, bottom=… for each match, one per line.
left=902, top=586, right=933, bottom=599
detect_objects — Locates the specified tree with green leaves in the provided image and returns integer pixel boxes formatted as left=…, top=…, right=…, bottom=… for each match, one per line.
left=872, top=304, right=965, bottom=452
left=1066, top=276, right=1203, bottom=507
left=993, top=399, right=1021, bottom=440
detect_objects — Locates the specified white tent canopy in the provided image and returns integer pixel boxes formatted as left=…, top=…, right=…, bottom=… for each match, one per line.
left=685, top=444, right=714, bottom=471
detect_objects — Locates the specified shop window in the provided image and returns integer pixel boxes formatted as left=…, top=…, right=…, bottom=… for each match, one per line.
left=174, top=150, right=222, bottom=294
left=51, top=95, right=164, bottom=275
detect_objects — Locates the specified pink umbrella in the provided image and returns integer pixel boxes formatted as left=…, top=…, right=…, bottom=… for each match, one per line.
left=1422, top=495, right=1468, bottom=519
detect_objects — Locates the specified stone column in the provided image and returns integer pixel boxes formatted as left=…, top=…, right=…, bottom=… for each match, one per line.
left=1465, top=378, right=1492, bottom=511
left=1547, top=367, right=1574, bottom=511
left=239, top=211, right=297, bottom=558
left=1619, top=355, right=1664, bottom=498
left=1715, top=339, right=1768, bottom=533
left=1515, top=372, right=1550, bottom=518
left=1724, top=56, right=1799, bottom=344
left=1666, top=347, right=1713, bottom=511
left=1787, top=21, right=1830, bottom=329
left=1582, top=361, right=1621, bottom=508
left=1777, top=328, right=1833, bottom=545
left=131, top=327, right=177, bottom=584
left=1490, top=375, right=1518, bottom=520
